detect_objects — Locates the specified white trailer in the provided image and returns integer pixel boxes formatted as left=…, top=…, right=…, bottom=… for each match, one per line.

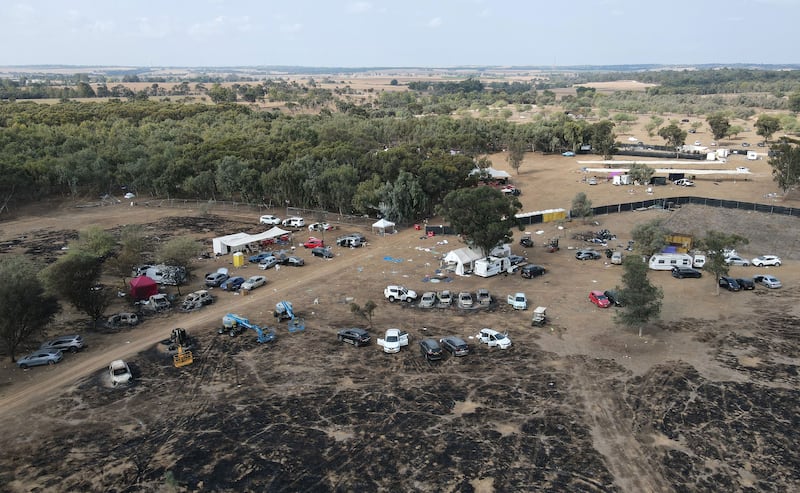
left=474, top=256, right=511, bottom=277
left=648, top=253, right=694, bottom=271
left=747, top=151, right=758, bottom=161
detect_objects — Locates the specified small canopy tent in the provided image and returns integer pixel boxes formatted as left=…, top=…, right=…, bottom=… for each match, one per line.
left=443, top=247, right=484, bottom=276
left=130, top=275, right=158, bottom=301
left=372, top=218, right=396, bottom=235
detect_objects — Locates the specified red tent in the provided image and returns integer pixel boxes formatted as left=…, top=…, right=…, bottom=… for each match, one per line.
left=130, top=275, right=158, bottom=301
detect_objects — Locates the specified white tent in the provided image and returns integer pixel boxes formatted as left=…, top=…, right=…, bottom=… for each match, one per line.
left=470, top=166, right=511, bottom=180
left=443, top=247, right=484, bottom=276
left=211, top=227, right=292, bottom=255
left=372, top=218, right=396, bottom=235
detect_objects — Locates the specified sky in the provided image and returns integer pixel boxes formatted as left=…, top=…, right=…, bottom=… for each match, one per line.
left=2, top=0, right=799, bottom=68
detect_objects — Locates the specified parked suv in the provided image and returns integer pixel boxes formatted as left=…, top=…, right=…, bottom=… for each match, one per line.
left=752, top=255, right=781, bottom=267
left=336, top=234, right=366, bottom=248
left=419, top=338, right=443, bottom=361
left=40, top=334, right=85, bottom=353
left=520, top=264, right=546, bottom=279
left=384, top=285, right=418, bottom=303
left=259, top=214, right=280, bottom=225
left=281, top=217, right=305, bottom=228
left=439, top=336, right=469, bottom=357
left=337, top=328, right=371, bottom=346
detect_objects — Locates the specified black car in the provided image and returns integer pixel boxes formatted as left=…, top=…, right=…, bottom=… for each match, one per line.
left=419, top=338, right=443, bottom=361
left=719, top=276, right=741, bottom=291
left=337, top=328, right=371, bottom=346
left=508, top=255, right=525, bottom=266
left=519, top=236, right=534, bottom=248
left=311, top=246, right=333, bottom=258
left=603, top=290, right=623, bottom=307
left=520, top=264, right=546, bottom=279
left=671, top=266, right=702, bottom=279
left=439, top=336, right=469, bottom=357
left=282, top=256, right=305, bottom=267
left=735, top=278, right=755, bottom=290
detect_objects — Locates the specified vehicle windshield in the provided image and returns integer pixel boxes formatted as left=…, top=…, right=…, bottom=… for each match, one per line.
left=112, top=367, right=128, bottom=376
left=386, top=336, right=398, bottom=342
left=495, top=333, right=507, bottom=340
left=597, top=295, right=608, bottom=301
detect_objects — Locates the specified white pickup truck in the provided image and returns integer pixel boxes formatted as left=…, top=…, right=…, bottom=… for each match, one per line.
left=376, top=328, right=409, bottom=353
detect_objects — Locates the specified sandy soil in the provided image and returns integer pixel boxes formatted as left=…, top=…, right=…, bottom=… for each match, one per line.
left=0, top=151, right=798, bottom=492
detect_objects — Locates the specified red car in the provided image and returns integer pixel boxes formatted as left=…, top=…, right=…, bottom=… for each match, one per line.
left=589, top=290, right=611, bottom=308
left=303, top=237, right=325, bottom=249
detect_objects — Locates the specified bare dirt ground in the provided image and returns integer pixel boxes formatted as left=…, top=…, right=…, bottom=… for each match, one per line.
left=0, top=151, right=798, bottom=492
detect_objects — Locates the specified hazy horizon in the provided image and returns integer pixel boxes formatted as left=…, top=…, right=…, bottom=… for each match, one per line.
left=3, top=0, right=799, bottom=68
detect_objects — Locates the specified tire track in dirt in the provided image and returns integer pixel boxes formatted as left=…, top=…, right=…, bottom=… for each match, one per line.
left=572, top=363, right=670, bottom=493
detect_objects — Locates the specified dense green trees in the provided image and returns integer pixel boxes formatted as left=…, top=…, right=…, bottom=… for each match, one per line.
left=0, top=256, right=60, bottom=361
left=42, top=251, right=109, bottom=323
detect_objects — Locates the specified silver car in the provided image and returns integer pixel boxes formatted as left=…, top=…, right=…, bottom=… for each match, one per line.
left=39, top=334, right=84, bottom=353
left=17, top=350, right=63, bottom=369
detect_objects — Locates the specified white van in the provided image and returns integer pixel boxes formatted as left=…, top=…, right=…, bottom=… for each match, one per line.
left=648, top=253, right=694, bottom=271
left=692, top=254, right=706, bottom=269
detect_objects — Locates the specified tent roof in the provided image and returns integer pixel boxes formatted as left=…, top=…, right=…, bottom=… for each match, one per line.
left=130, top=275, right=156, bottom=287
left=470, top=167, right=511, bottom=179
left=444, top=247, right=484, bottom=264
left=214, top=227, right=291, bottom=249
left=372, top=218, right=395, bottom=228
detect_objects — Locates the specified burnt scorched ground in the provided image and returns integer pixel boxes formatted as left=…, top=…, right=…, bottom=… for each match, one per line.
left=3, top=329, right=616, bottom=493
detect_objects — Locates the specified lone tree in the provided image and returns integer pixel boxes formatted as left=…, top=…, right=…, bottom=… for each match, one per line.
left=755, top=114, right=781, bottom=143
left=630, top=219, right=668, bottom=257
left=0, top=256, right=60, bottom=361
left=41, top=250, right=111, bottom=323
left=506, top=134, right=526, bottom=175
left=350, top=300, right=377, bottom=327
left=628, top=162, right=655, bottom=185
left=706, top=114, right=730, bottom=141
left=570, top=192, right=593, bottom=223
left=437, top=186, right=522, bottom=256
left=614, top=255, right=663, bottom=337
left=768, top=139, right=800, bottom=193
left=658, top=123, right=687, bottom=154
left=696, top=230, right=749, bottom=294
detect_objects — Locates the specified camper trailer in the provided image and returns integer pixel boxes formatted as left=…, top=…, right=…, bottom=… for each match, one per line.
left=474, top=256, right=511, bottom=278
left=648, top=253, right=694, bottom=271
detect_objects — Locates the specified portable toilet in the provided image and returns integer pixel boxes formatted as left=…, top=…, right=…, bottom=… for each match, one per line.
left=747, top=151, right=758, bottom=161
left=233, top=251, right=245, bottom=268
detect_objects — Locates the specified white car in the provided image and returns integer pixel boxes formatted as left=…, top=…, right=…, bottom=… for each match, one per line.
left=259, top=214, right=280, bottom=225
left=109, top=360, right=132, bottom=386
left=478, top=328, right=512, bottom=349
left=674, top=179, right=694, bottom=187
left=507, top=292, right=527, bottom=310
left=281, top=217, right=305, bottom=228
left=419, top=292, right=437, bottom=308
left=376, top=328, right=409, bottom=354
left=725, top=255, right=750, bottom=266
left=308, top=222, right=332, bottom=232
left=384, top=285, right=417, bottom=302
left=241, top=275, right=267, bottom=291
left=457, top=291, right=473, bottom=308
left=752, top=255, right=781, bottom=267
